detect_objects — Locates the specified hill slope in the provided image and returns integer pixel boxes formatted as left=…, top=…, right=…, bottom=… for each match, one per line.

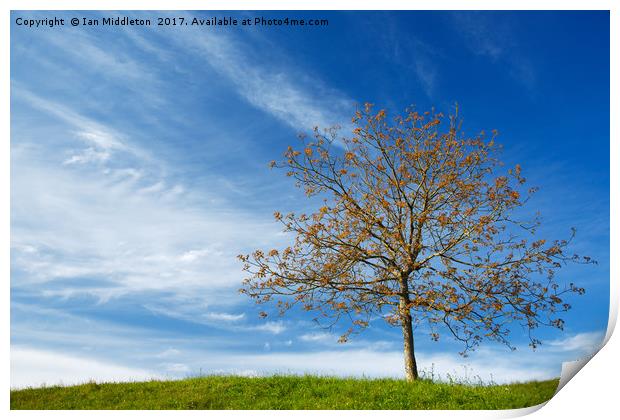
left=11, top=375, right=559, bottom=410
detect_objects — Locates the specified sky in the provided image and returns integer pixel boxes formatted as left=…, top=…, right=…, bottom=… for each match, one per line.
left=10, top=10, right=610, bottom=388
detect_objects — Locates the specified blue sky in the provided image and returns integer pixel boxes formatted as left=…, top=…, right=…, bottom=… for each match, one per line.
left=10, top=10, right=609, bottom=387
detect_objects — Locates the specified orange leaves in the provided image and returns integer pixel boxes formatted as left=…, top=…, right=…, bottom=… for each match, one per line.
left=282, top=246, right=293, bottom=258
left=550, top=295, right=562, bottom=304
left=252, top=249, right=264, bottom=259
left=337, top=229, right=351, bottom=240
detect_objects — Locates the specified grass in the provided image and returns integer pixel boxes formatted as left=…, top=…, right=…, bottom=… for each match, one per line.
left=10, top=375, right=559, bottom=410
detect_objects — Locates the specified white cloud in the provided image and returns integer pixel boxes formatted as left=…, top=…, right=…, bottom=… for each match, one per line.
left=14, top=88, right=132, bottom=152
left=13, top=87, right=152, bottom=171
left=8, top=344, right=560, bottom=389
left=63, top=146, right=111, bottom=165
left=155, top=348, right=181, bottom=358
left=74, top=129, right=127, bottom=153
left=547, top=332, right=604, bottom=355
left=11, top=97, right=283, bottom=307
left=41, top=28, right=163, bottom=107
left=11, top=18, right=358, bottom=321
left=160, top=363, right=191, bottom=374
left=171, top=21, right=354, bottom=132
left=253, top=321, right=286, bottom=335
left=179, top=248, right=221, bottom=263
left=47, top=31, right=154, bottom=81
left=11, top=347, right=161, bottom=389
left=13, top=325, right=602, bottom=388
left=178, top=348, right=559, bottom=384
left=137, top=181, right=166, bottom=195
left=299, top=332, right=338, bottom=343
left=204, top=312, right=246, bottom=322
left=414, top=57, right=437, bottom=98
left=450, top=12, right=536, bottom=89
left=451, top=12, right=504, bottom=60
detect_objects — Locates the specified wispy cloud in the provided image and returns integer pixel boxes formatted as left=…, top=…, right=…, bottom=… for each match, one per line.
left=169, top=18, right=354, bottom=132
left=204, top=312, right=246, bottom=322
left=373, top=14, right=442, bottom=98
left=413, top=56, right=437, bottom=98
left=155, top=348, right=181, bottom=359
left=252, top=321, right=287, bottom=335
left=450, top=12, right=536, bottom=89
left=299, top=332, right=337, bottom=343
left=547, top=332, right=605, bottom=355
left=11, top=90, right=284, bottom=308
left=13, top=86, right=147, bottom=164
left=450, top=12, right=505, bottom=60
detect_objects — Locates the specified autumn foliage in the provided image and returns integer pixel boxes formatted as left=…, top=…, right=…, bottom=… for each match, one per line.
left=238, top=104, right=591, bottom=381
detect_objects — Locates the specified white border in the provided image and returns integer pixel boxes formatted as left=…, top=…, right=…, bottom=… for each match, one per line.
left=2, top=1, right=616, bottom=419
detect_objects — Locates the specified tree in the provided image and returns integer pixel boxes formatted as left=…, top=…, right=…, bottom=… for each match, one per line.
left=238, top=104, right=591, bottom=381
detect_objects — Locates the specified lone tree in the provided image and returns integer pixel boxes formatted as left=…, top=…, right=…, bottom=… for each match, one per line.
left=238, top=104, right=590, bottom=381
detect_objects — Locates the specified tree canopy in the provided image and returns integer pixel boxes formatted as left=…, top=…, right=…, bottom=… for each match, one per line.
left=238, top=104, right=591, bottom=380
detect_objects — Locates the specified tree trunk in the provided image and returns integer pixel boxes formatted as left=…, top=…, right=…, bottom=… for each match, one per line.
left=400, top=295, right=419, bottom=381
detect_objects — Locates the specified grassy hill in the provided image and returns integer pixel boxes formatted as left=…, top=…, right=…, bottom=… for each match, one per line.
left=11, top=375, right=559, bottom=410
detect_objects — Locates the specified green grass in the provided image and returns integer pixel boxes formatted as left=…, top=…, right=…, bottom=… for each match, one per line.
left=11, top=375, right=559, bottom=410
